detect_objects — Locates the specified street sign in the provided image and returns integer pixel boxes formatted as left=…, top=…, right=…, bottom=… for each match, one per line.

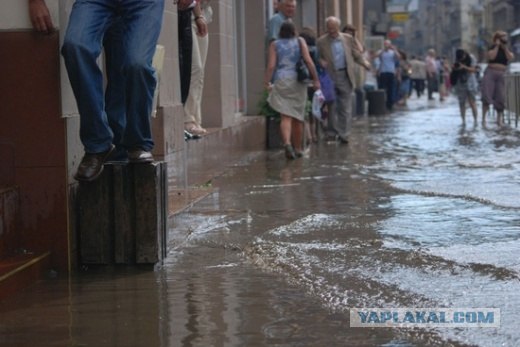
left=391, top=12, right=409, bottom=22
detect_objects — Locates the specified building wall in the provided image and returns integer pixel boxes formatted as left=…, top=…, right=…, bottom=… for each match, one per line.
left=0, top=0, right=68, bottom=271
left=404, top=0, right=489, bottom=60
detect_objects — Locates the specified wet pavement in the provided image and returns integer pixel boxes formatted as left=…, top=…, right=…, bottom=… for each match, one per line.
left=1, top=95, right=520, bottom=347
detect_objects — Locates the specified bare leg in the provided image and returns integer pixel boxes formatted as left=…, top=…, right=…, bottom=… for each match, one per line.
left=459, top=101, right=466, bottom=124
left=482, top=103, right=489, bottom=124
left=497, top=111, right=503, bottom=126
left=304, top=120, right=311, bottom=146
left=280, top=115, right=292, bottom=145
left=468, top=98, right=478, bottom=123
left=291, top=118, right=304, bottom=154
left=280, top=115, right=297, bottom=159
left=309, top=116, right=318, bottom=142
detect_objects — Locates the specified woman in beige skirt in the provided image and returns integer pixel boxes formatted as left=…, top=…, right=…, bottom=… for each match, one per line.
left=264, top=21, right=320, bottom=159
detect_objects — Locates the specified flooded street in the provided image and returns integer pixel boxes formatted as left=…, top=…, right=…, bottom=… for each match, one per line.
left=2, top=96, right=520, bottom=347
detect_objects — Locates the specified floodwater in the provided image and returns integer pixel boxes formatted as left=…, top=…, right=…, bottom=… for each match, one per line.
left=1, top=96, right=519, bottom=347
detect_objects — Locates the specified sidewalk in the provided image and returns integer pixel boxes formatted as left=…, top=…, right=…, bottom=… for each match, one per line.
left=167, top=115, right=266, bottom=217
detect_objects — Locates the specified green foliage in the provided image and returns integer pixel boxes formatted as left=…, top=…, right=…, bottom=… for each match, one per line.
left=257, top=89, right=280, bottom=118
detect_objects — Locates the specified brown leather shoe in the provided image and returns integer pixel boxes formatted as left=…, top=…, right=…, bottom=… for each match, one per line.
left=128, top=148, right=154, bottom=163
left=74, top=145, right=115, bottom=182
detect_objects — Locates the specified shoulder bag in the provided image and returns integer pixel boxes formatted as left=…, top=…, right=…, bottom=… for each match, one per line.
left=296, top=38, right=311, bottom=83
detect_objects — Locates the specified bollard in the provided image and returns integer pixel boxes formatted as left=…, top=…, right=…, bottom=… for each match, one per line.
left=367, top=89, right=386, bottom=116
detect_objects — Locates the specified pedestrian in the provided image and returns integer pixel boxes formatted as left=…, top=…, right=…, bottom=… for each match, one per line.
left=451, top=48, right=478, bottom=123
left=362, top=49, right=379, bottom=92
left=264, top=21, right=320, bottom=159
left=29, top=0, right=127, bottom=163
left=60, top=0, right=165, bottom=181
left=178, top=0, right=197, bottom=105
left=317, top=16, right=370, bottom=143
left=481, top=30, right=515, bottom=125
left=425, top=49, right=438, bottom=101
left=268, top=0, right=297, bottom=42
left=397, top=50, right=411, bottom=107
left=442, top=56, right=452, bottom=95
left=409, top=55, right=426, bottom=98
left=377, top=40, right=400, bottom=112
left=184, top=0, right=212, bottom=137
left=299, top=27, right=320, bottom=144
left=436, top=56, right=446, bottom=102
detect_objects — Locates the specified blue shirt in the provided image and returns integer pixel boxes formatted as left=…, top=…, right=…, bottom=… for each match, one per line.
left=331, top=37, right=346, bottom=70
left=379, top=49, right=398, bottom=74
left=268, top=12, right=289, bottom=41
left=273, top=38, right=300, bottom=81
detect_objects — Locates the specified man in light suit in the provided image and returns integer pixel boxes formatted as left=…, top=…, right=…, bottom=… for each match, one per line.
left=317, top=17, right=369, bottom=143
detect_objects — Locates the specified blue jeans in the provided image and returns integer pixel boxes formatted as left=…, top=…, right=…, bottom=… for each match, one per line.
left=61, top=0, right=165, bottom=153
left=103, top=17, right=126, bottom=148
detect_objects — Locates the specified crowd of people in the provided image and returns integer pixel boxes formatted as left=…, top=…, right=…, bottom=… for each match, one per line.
left=264, top=1, right=516, bottom=160
left=362, top=32, right=515, bottom=125
left=264, top=0, right=370, bottom=160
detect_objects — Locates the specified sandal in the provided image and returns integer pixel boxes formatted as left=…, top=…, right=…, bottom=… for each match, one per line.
left=284, top=144, right=296, bottom=160
left=185, top=122, right=207, bottom=136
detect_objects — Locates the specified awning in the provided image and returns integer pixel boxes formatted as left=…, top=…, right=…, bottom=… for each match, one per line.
left=511, top=27, right=520, bottom=37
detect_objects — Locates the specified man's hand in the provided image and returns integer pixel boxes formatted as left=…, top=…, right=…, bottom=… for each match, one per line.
left=195, top=17, right=208, bottom=37
left=28, top=0, right=55, bottom=34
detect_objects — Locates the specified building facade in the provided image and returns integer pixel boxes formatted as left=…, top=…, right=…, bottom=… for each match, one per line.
left=402, top=0, right=520, bottom=61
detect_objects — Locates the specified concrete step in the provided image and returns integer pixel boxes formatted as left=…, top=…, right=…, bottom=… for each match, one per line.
left=0, top=187, right=51, bottom=300
left=0, top=252, right=51, bottom=301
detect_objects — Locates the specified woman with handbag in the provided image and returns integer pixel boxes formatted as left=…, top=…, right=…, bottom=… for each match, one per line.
left=264, top=21, right=320, bottom=159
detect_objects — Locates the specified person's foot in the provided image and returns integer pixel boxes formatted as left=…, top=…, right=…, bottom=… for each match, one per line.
left=185, top=122, right=207, bottom=136
left=184, top=130, right=201, bottom=141
left=128, top=148, right=154, bottom=163
left=74, top=145, right=115, bottom=182
left=337, top=135, right=349, bottom=144
left=323, top=135, right=335, bottom=143
left=284, top=144, right=296, bottom=160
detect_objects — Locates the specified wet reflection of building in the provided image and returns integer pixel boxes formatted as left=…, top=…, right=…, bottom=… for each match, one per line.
left=71, top=270, right=162, bottom=346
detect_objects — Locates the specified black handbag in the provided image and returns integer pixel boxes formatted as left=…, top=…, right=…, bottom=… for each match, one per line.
left=296, top=39, right=310, bottom=82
